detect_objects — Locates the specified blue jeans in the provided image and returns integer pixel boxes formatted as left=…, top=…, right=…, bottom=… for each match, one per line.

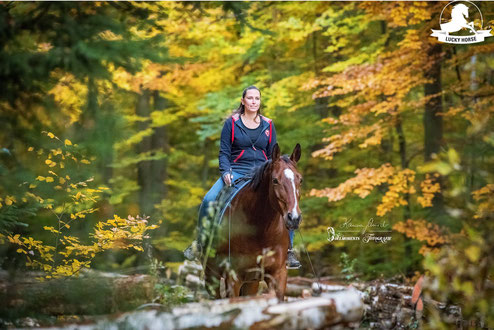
left=197, top=171, right=294, bottom=248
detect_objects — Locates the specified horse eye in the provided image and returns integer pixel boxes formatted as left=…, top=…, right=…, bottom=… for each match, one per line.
left=272, top=178, right=279, bottom=184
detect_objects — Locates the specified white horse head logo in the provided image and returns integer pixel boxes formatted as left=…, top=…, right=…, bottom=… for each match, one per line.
left=431, top=1, right=492, bottom=44
left=440, top=3, right=477, bottom=34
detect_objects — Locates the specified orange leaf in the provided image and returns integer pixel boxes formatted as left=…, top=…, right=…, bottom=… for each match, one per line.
left=411, top=275, right=423, bottom=305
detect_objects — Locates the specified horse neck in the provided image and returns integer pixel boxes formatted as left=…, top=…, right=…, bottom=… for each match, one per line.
left=242, top=179, right=282, bottom=231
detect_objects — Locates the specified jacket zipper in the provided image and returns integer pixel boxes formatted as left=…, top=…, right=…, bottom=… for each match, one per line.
left=252, top=145, right=268, bottom=161
left=233, top=150, right=245, bottom=163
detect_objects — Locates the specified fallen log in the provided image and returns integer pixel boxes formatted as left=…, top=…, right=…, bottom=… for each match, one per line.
left=0, top=270, right=155, bottom=316
left=285, top=283, right=308, bottom=297
left=56, top=289, right=364, bottom=329
left=286, top=277, right=464, bottom=328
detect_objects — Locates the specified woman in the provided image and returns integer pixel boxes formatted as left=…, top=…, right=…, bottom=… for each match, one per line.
left=184, top=85, right=301, bottom=269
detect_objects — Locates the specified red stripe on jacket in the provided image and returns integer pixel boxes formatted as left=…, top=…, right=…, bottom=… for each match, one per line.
left=231, top=114, right=240, bottom=144
left=233, top=150, right=245, bottom=163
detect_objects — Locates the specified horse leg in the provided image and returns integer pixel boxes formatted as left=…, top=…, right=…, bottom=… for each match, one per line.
left=468, top=22, right=476, bottom=34
left=225, top=276, right=242, bottom=297
left=239, top=281, right=260, bottom=296
left=266, top=267, right=288, bottom=301
left=463, top=22, right=476, bottom=34
left=204, top=269, right=222, bottom=299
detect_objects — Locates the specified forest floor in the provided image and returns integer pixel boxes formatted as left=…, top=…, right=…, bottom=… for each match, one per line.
left=0, top=263, right=462, bottom=329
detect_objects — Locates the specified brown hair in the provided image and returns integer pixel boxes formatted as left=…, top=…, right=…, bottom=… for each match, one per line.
left=233, top=85, right=262, bottom=118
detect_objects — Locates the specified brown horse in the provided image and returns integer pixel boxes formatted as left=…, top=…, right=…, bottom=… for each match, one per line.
left=204, top=143, right=302, bottom=301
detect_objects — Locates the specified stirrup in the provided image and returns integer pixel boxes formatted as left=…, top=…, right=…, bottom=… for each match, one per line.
left=286, top=263, right=302, bottom=270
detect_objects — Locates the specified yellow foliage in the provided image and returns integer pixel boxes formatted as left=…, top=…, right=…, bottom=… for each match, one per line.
left=5, top=196, right=15, bottom=206
left=7, top=138, right=161, bottom=279
left=311, top=163, right=393, bottom=201
left=393, top=219, right=450, bottom=255
left=8, top=234, right=22, bottom=245
left=472, top=184, right=494, bottom=219
left=43, top=226, right=60, bottom=234
left=359, top=2, right=432, bottom=28
left=312, top=122, right=387, bottom=160
left=417, top=173, right=441, bottom=207
left=307, top=5, right=431, bottom=165
left=48, top=72, right=87, bottom=124
left=10, top=213, right=158, bottom=279
left=98, top=30, right=123, bottom=41
left=311, top=163, right=416, bottom=216
left=51, top=148, right=63, bottom=156
left=376, top=169, right=415, bottom=216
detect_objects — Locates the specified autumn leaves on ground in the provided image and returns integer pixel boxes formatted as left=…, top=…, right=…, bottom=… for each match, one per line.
left=0, top=1, right=493, bottom=328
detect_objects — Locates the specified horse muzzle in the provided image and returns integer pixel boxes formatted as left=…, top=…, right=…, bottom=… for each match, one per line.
left=285, top=212, right=302, bottom=230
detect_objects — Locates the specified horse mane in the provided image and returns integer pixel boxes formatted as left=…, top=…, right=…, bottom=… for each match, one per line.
left=248, top=155, right=292, bottom=191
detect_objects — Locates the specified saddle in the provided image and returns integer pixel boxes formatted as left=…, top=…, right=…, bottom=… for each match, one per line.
left=211, top=175, right=252, bottom=225
left=197, top=175, right=252, bottom=258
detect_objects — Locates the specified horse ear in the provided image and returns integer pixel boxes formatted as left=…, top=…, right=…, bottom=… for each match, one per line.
left=290, top=143, right=301, bottom=163
left=272, top=143, right=280, bottom=161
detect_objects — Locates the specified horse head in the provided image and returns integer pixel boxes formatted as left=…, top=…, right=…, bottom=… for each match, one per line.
left=452, top=4, right=469, bottom=19
left=269, top=143, right=303, bottom=231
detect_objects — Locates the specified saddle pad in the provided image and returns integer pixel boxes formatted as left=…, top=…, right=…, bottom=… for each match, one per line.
left=213, top=176, right=252, bottom=225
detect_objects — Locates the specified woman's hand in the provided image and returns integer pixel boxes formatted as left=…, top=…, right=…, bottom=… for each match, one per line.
left=223, top=173, right=233, bottom=186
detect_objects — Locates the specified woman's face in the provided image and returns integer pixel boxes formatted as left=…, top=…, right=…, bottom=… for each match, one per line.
left=241, top=89, right=261, bottom=113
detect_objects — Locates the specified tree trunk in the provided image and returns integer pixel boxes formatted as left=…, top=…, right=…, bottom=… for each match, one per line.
left=136, top=89, right=169, bottom=217
left=395, top=115, right=413, bottom=270
left=151, top=90, right=169, bottom=205
left=135, top=90, right=170, bottom=265
left=423, top=40, right=446, bottom=223
left=424, top=43, right=443, bottom=163
left=136, top=89, right=153, bottom=217
left=86, top=290, right=364, bottom=329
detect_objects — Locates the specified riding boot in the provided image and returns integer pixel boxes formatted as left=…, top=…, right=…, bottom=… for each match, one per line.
left=184, top=205, right=208, bottom=261
left=286, top=249, right=301, bottom=269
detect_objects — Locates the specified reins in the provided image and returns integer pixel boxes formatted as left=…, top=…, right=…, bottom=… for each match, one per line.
left=228, top=169, right=233, bottom=264
left=297, top=230, right=323, bottom=294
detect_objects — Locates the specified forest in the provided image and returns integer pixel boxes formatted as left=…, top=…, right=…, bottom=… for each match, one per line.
left=0, top=1, right=493, bottom=328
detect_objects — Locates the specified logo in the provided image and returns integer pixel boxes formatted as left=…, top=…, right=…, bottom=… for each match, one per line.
left=431, top=0, right=492, bottom=44
left=265, top=129, right=270, bottom=137
left=326, top=218, right=392, bottom=245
